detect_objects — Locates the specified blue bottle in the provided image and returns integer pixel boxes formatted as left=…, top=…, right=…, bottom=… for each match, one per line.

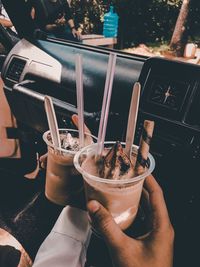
left=103, top=6, right=119, bottom=38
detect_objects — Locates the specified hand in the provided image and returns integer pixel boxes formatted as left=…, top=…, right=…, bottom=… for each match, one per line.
left=71, top=114, right=91, bottom=134
left=39, top=153, right=48, bottom=169
left=71, top=28, right=82, bottom=40
left=87, top=175, right=174, bottom=267
left=55, top=16, right=66, bottom=27
left=40, top=114, right=93, bottom=209
left=71, top=114, right=93, bottom=145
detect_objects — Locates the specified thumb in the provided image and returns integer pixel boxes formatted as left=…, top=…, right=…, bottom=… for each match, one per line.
left=39, top=153, right=48, bottom=169
left=71, top=114, right=91, bottom=135
left=87, top=200, right=124, bottom=247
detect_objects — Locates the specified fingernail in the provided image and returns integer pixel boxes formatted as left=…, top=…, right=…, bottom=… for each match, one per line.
left=88, top=200, right=100, bottom=213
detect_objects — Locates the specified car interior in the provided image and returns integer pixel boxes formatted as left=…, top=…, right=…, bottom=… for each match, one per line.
left=0, top=1, right=199, bottom=266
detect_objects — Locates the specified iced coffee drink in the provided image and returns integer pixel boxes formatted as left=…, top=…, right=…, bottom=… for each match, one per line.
left=43, top=129, right=95, bottom=206
left=74, top=141, right=155, bottom=230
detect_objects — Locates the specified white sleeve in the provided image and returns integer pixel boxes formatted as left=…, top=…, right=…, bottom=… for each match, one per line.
left=33, top=206, right=91, bottom=267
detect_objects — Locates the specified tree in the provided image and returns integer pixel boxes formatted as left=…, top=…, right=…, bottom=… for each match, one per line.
left=169, top=0, right=191, bottom=56
left=70, top=0, right=106, bottom=34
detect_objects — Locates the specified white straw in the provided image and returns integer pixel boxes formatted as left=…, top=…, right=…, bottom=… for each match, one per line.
left=97, top=53, right=117, bottom=156
left=44, top=95, right=61, bottom=150
left=75, top=54, right=84, bottom=147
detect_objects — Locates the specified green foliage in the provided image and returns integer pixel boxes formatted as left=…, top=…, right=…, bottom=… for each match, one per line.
left=70, top=0, right=106, bottom=34
left=115, top=0, right=182, bottom=47
left=70, top=0, right=200, bottom=47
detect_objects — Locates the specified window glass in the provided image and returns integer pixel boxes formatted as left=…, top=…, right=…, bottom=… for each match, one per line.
left=1, top=0, right=200, bottom=65
left=70, top=0, right=200, bottom=64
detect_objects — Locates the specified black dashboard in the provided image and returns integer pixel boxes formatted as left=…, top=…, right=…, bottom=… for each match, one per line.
left=137, top=57, right=200, bottom=267
left=137, top=58, right=200, bottom=159
left=1, top=38, right=144, bottom=137
left=140, top=57, right=200, bottom=128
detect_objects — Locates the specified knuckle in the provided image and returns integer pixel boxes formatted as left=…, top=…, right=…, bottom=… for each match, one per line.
left=100, top=216, right=113, bottom=231
left=169, top=224, right=175, bottom=241
left=161, top=223, right=175, bottom=242
left=154, top=186, right=164, bottom=198
left=157, top=186, right=164, bottom=196
left=94, top=209, right=113, bottom=231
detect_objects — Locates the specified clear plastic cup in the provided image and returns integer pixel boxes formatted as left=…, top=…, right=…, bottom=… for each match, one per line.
left=74, top=142, right=155, bottom=230
left=43, top=129, right=96, bottom=206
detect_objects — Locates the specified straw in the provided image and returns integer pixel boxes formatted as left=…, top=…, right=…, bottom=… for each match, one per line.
left=75, top=54, right=84, bottom=147
left=44, top=95, right=61, bottom=150
left=97, top=52, right=117, bottom=156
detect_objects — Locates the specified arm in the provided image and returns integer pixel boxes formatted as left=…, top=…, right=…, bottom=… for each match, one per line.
left=45, top=17, right=71, bottom=34
left=0, top=4, right=13, bottom=28
left=67, top=18, right=75, bottom=29
left=64, top=1, right=81, bottom=40
left=67, top=18, right=81, bottom=40
left=33, top=206, right=91, bottom=267
left=34, top=114, right=92, bottom=267
left=45, top=23, right=59, bottom=32
left=0, top=18, right=13, bottom=27
left=44, top=17, right=65, bottom=32
left=30, top=7, right=35, bottom=20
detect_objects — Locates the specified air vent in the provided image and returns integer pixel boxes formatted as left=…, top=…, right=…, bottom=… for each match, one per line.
left=6, top=57, right=26, bottom=82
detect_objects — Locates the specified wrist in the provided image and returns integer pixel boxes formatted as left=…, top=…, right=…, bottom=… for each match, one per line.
left=71, top=26, right=76, bottom=31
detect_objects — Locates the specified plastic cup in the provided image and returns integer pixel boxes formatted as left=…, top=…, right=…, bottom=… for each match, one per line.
left=43, top=128, right=96, bottom=206
left=74, top=142, right=155, bottom=230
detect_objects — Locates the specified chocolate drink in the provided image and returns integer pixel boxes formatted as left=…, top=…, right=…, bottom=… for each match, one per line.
left=84, top=176, right=144, bottom=230
left=43, top=129, right=94, bottom=206
left=74, top=142, right=155, bottom=230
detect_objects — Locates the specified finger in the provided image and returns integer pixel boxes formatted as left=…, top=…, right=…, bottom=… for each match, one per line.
left=87, top=200, right=125, bottom=247
left=138, top=188, right=153, bottom=233
left=39, top=153, right=48, bottom=169
left=71, top=114, right=93, bottom=145
left=77, top=33, right=81, bottom=40
left=144, top=175, right=171, bottom=231
left=140, top=188, right=151, bottom=217
left=141, top=187, right=150, bottom=207
left=71, top=114, right=91, bottom=134
left=79, top=34, right=83, bottom=41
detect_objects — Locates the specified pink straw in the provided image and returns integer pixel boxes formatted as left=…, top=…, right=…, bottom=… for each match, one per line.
left=97, top=53, right=117, bottom=156
left=75, top=54, right=84, bottom=147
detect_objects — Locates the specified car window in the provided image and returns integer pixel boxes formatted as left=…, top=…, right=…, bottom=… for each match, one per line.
left=1, top=0, right=200, bottom=65
left=70, top=0, right=200, bottom=64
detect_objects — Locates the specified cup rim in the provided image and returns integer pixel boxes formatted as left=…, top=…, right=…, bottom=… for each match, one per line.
left=43, top=128, right=97, bottom=155
left=73, top=141, right=155, bottom=185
